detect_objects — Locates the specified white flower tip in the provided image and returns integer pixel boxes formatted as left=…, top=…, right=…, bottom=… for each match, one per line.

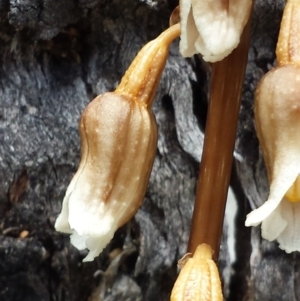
left=245, top=209, right=266, bottom=227
left=55, top=200, right=72, bottom=234
left=275, top=200, right=300, bottom=253
left=70, top=232, right=88, bottom=250
left=201, top=48, right=236, bottom=63
left=277, top=236, right=300, bottom=253
left=55, top=192, right=117, bottom=262
left=179, top=45, right=196, bottom=58
left=278, top=243, right=295, bottom=254
left=179, top=0, right=252, bottom=62
left=55, top=216, right=69, bottom=234
left=245, top=194, right=285, bottom=228
left=70, top=227, right=116, bottom=262
left=277, top=235, right=300, bottom=253
left=261, top=209, right=287, bottom=242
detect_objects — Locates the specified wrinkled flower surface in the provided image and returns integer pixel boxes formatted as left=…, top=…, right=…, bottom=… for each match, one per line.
left=179, top=0, right=252, bottom=62
left=245, top=65, right=300, bottom=252
left=170, top=244, right=223, bottom=301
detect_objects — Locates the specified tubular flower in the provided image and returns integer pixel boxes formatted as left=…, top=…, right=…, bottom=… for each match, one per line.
left=170, top=244, right=223, bottom=301
left=55, top=25, right=180, bottom=262
left=179, top=0, right=252, bottom=62
left=245, top=0, right=300, bottom=253
left=245, top=65, right=300, bottom=252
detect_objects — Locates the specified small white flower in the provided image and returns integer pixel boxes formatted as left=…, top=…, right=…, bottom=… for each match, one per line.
left=179, top=0, right=252, bottom=62
left=245, top=65, right=300, bottom=252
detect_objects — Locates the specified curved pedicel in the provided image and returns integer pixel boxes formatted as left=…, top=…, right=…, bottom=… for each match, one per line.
left=55, top=24, right=180, bottom=262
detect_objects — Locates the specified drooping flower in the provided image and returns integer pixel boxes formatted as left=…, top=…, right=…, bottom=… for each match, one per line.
left=179, top=0, right=252, bottom=62
left=245, top=0, right=300, bottom=252
left=55, top=25, right=181, bottom=261
left=245, top=65, right=300, bottom=252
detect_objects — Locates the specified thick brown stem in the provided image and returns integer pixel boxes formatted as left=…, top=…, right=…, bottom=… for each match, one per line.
left=188, top=8, right=253, bottom=259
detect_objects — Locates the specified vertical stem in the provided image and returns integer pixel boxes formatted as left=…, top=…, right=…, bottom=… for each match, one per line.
left=188, top=10, right=253, bottom=259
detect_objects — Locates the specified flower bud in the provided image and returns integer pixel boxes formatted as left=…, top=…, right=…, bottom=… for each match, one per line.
left=55, top=25, right=180, bottom=261
left=170, top=244, right=223, bottom=301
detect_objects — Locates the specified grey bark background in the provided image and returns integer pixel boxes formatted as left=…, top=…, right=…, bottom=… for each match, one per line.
left=0, top=0, right=297, bottom=300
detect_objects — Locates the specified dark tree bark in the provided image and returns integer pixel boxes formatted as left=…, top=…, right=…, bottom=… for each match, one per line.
left=0, top=0, right=296, bottom=300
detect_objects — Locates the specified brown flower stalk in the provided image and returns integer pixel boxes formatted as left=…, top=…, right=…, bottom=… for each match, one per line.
left=188, top=6, right=253, bottom=258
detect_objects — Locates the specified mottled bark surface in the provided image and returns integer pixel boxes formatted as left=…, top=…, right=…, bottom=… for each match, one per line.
left=0, top=0, right=296, bottom=300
